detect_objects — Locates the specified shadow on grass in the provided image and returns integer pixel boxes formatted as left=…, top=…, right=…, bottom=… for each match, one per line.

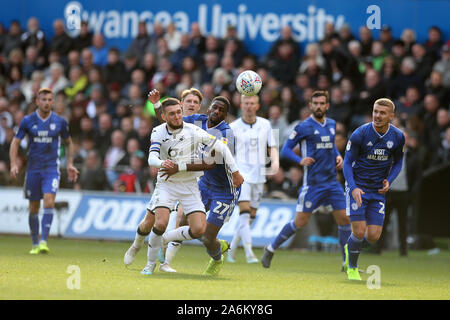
left=124, top=266, right=231, bottom=281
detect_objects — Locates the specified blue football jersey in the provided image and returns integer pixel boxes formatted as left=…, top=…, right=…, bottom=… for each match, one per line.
left=16, top=111, right=70, bottom=172
left=282, top=116, right=340, bottom=186
left=183, top=114, right=236, bottom=193
left=343, top=122, right=405, bottom=192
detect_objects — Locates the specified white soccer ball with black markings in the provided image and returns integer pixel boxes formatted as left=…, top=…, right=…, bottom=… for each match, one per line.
left=236, top=70, right=262, bottom=96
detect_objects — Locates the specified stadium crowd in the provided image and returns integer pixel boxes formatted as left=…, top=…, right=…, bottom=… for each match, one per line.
left=0, top=17, right=449, bottom=204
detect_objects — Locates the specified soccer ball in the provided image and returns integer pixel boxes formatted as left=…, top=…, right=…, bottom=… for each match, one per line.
left=236, top=70, right=262, bottom=96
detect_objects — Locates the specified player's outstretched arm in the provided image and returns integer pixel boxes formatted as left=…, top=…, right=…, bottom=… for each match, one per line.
left=64, top=137, right=79, bottom=182
left=268, top=146, right=280, bottom=175
left=9, top=137, right=21, bottom=179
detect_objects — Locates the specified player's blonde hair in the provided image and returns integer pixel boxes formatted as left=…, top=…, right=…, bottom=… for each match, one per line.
left=181, top=88, right=203, bottom=104
left=37, top=87, right=53, bottom=96
left=374, top=98, right=395, bottom=112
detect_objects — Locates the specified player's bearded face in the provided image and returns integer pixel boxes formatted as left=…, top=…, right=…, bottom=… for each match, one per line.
left=310, top=97, right=328, bottom=119
left=164, top=105, right=183, bottom=129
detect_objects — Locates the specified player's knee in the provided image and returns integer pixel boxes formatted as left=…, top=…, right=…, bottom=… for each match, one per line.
left=294, top=214, right=310, bottom=227
left=367, top=232, right=381, bottom=243
left=352, top=229, right=366, bottom=240
left=189, top=224, right=206, bottom=239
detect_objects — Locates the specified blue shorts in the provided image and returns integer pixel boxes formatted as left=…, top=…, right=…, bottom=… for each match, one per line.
left=345, top=186, right=386, bottom=226
left=199, top=180, right=240, bottom=228
left=296, top=181, right=346, bottom=213
left=24, top=170, right=60, bottom=201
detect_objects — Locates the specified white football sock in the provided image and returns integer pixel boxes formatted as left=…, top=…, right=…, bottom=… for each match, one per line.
left=163, top=226, right=194, bottom=243
left=165, top=241, right=182, bottom=265
left=147, top=230, right=162, bottom=265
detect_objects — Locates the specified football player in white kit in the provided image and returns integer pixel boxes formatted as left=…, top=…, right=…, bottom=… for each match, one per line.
left=126, top=98, right=244, bottom=275
left=123, top=89, right=205, bottom=272
left=228, top=95, right=279, bottom=263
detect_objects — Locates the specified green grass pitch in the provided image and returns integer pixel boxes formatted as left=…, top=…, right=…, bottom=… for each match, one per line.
left=1, top=235, right=449, bottom=300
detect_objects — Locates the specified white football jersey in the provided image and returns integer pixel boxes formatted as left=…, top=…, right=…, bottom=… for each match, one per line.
left=149, top=122, right=218, bottom=182
left=230, top=117, right=277, bottom=183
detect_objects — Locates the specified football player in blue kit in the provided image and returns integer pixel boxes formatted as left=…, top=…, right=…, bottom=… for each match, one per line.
left=261, top=91, right=351, bottom=270
left=9, top=88, right=79, bottom=254
left=343, top=98, right=405, bottom=281
left=146, top=90, right=241, bottom=276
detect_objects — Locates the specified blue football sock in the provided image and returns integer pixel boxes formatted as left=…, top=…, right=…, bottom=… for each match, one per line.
left=207, top=246, right=222, bottom=261
left=347, top=233, right=363, bottom=268
left=361, top=237, right=371, bottom=249
left=338, top=224, right=352, bottom=263
left=29, top=214, right=39, bottom=246
left=41, top=208, right=54, bottom=242
left=270, top=221, right=298, bottom=251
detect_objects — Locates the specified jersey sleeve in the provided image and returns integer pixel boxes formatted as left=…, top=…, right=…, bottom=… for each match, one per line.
left=182, top=115, right=196, bottom=124
left=281, top=122, right=310, bottom=164
left=148, top=127, right=163, bottom=167
left=387, top=132, right=405, bottom=185
left=60, top=118, right=70, bottom=139
left=343, top=127, right=363, bottom=192
left=266, top=120, right=277, bottom=148
left=15, top=117, right=28, bottom=140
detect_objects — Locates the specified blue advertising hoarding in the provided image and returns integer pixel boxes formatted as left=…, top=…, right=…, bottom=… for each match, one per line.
left=0, top=0, right=448, bottom=56
left=64, top=192, right=297, bottom=248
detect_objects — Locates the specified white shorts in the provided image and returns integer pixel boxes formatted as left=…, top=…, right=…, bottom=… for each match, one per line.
left=147, top=179, right=206, bottom=215
left=238, top=181, right=264, bottom=209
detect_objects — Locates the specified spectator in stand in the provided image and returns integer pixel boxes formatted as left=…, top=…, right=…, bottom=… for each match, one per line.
left=23, top=46, right=44, bottom=79
left=299, top=43, right=325, bottom=74
left=116, top=150, right=149, bottom=193
left=81, top=47, right=97, bottom=76
left=266, top=25, right=300, bottom=63
left=103, top=47, right=126, bottom=88
left=164, top=22, right=182, bottom=53
left=49, top=19, right=73, bottom=58
left=369, top=41, right=387, bottom=72
left=204, top=35, right=222, bottom=57
left=380, top=55, right=398, bottom=94
left=389, top=57, right=423, bottom=100
left=141, top=52, right=156, bottom=85
left=338, top=24, right=355, bottom=51
left=21, top=18, right=46, bottom=59
left=1, top=20, right=22, bottom=59
left=391, top=39, right=407, bottom=66
left=268, top=104, right=289, bottom=146
left=122, top=68, right=147, bottom=100
left=145, top=22, right=165, bottom=57
left=266, top=168, right=290, bottom=200
left=419, top=94, right=440, bottom=167
left=74, top=21, right=93, bottom=52
left=128, top=21, right=151, bottom=62
left=432, top=126, right=450, bottom=166
left=400, top=28, right=416, bottom=56
left=395, top=86, right=422, bottom=121
left=358, top=26, right=373, bottom=57
left=104, top=129, right=127, bottom=186
left=200, top=52, right=219, bottom=85
left=90, top=33, right=108, bottom=67
left=74, top=150, right=109, bottom=191
left=41, top=62, right=69, bottom=95
left=433, top=44, right=450, bottom=87
left=268, top=40, right=299, bottom=85
left=352, top=68, right=386, bottom=129
left=189, top=22, right=206, bottom=60
left=429, top=108, right=450, bottom=160
left=136, top=119, right=152, bottom=158
left=424, top=26, right=444, bottom=64
left=170, top=33, right=197, bottom=73
left=346, top=40, right=364, bottom=86
left=96, top=112, right=114, bottom=158
left=21, top=70, right=44, bottom=103
left=379, top=25, right=395, bottom=52
left=426, top=70, right=450, bottom=107
left=64, top=65, right=88, bottom=101
left=328, top=85, right=352, bottom=128
left=123, top=51, right=139, bottom=84
left=412, top=43, right=434, bottom=81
